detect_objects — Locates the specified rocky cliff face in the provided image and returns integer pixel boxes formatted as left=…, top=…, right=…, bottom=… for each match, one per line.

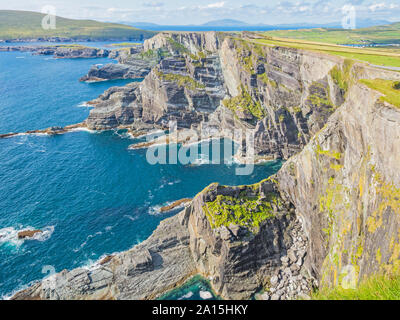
left=277, top=66, right=400, bottom=287
left=85, top=32, right=347, bottom=161
left=187, top=180, right=314, bottom=299
left=86, top=34, right=226, bottom=131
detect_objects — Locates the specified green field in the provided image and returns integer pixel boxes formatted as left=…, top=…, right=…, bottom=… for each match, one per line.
left=264, top=22, right=400, bottom=45
left=0, top=10, right=156, bottom=41
left=252, top=36, right=400, bottom=68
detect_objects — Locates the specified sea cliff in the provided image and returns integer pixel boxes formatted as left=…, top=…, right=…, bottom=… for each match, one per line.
left=12, top=31, right=400, bottom=300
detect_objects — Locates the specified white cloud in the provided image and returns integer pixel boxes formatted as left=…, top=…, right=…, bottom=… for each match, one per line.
left=206, top=2, right=225, bottom=9
left=369, top=3, right=386, bottom=12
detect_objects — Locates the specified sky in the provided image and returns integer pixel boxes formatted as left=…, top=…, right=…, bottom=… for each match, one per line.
left=0, top=0, right=399, bottom=25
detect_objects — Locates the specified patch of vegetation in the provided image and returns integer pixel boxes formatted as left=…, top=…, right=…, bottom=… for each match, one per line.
left=203, top=193, right=280, bottom=232
left=316, top=144, right=342, bottom=160
left=223, top=86, right=266, bottom=120
left=167, top=37, right=190, bottom=54
left=359, top=79, right=400, bottom=108
left=140, top=48, right=170, bottom=60
left=330, top=59, right=354, bottom=93
left=257, top=72, right=277, bottom=88
left=307, top=82, right=334, bottom=109
left=257, top=73, right=269, bottom=85
left=155, top=69, right=205, bottom=91
left=0, top=10, right=156, bottom=40
left=232, top=38, right=257, bottom=74
left=312, top=273, right=400, bottom=300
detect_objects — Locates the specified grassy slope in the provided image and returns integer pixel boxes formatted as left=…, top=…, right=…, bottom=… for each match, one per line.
left=312, top=274, right=400, bottom=300
left=360, top=79, right=400, bottom=108
left=264, top=22, right=400, bottom=45
left=0, top=10, right=156, bottom=40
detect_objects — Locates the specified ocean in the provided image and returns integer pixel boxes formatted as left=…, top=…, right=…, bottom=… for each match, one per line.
left=0, top=46, right=282, bottom=299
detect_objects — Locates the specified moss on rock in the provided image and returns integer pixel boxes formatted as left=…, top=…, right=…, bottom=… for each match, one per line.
left=203, top=192, right=280, bottom=233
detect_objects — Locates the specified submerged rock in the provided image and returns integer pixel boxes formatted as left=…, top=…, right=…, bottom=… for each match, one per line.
left=18, top=230, right=42, bottom=239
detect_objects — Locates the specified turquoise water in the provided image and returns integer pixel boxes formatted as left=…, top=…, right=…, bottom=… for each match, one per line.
left=159, top=275, right=220, bottom=300
left=0, top=49, right=282, bottom=298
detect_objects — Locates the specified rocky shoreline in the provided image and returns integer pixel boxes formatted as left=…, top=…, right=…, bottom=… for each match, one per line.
left=0, top=45, right=110, bottom=59
left=0, top=123, right=87, bottom=139
left=8, top=31, right=400, bottom=300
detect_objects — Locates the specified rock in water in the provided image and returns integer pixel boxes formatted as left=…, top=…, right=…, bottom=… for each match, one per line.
left=18, top=230, right=42, bottom=239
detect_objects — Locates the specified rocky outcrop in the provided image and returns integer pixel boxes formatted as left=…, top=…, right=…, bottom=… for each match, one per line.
left=0, top=45, right=109, bottom=58
left=18, top=230, right=42, bottom=239
left=79, top=63, right=150, bottom=82
left=80, top=47, right=160, bottom=82
left=85, top=43, right=226, bottom=130
left=12, top=210, right=195, bottom=300
left=0, top=123, right=86, bottom=139
left=143, top=31, right=223, bottom=55
left=187, top=180, right=314, bottom=299
left=85, top=83, right=142, bottom=130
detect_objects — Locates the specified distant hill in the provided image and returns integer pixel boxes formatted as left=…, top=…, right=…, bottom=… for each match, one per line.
left=127, top=18, right=392, bottom=31
left=0, top=10, right=156, bottom=41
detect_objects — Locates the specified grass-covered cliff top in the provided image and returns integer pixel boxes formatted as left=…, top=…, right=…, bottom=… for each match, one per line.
left=202, top=182, right=282, bottom=233
left=204, top=194, right=277, bottom=232
left=359, top=79, right=400, bottom=108
left=251, top=36, right=400, bottom=68
left=0, top=10, right=156, bottom=41
left=312, top=273, right=400, bottom=300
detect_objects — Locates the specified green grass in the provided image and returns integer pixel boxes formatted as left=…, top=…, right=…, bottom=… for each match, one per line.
left=330, top=59, right=354, bottom=92
left=203, top=193, right=279, bottom=232
left=0, top=10, right=156, bottom=41
left=253, top=37, right=400, bottom=68
left=264, top=22, right=400, bottom=46
left=312, top=274, right=400, bottom=300
left=223, top=87, right=266, bottom=120
left=155, top=68, right=205, bottom=91
left=359, top=79, right=400, bottom=108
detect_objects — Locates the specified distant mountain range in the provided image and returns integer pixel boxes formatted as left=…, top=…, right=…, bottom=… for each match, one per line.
left=129, top=18, right=393, bottom=31
left=0, top=10, right=156, bottom=41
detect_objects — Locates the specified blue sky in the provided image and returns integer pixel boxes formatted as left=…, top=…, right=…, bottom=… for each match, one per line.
left=1, top=0, right=399, bottom=25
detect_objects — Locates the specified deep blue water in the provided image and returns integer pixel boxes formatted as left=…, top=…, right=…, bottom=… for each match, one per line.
left=0, top=48, right=282, bottom=298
